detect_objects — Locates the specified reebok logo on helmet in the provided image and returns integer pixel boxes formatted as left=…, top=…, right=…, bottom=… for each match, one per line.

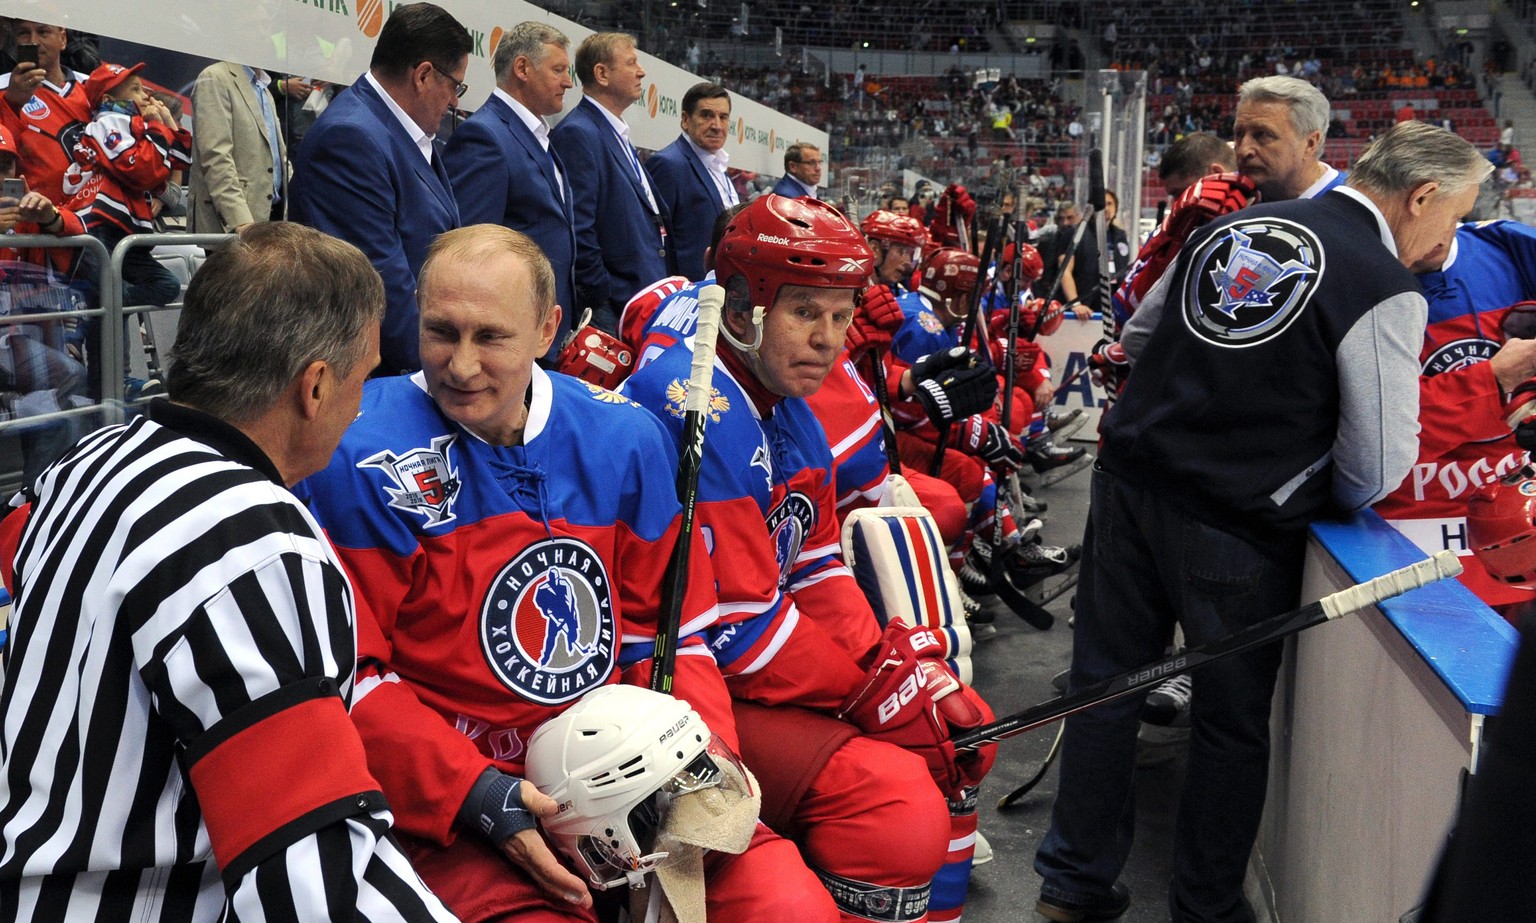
left=757, top=233, right=790, bottom=245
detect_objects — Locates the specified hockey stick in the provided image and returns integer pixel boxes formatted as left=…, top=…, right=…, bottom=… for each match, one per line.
left=953, top=550, right=1462, bottom=751
left=866, top=346, right=903, bottom=477
left=651, top=284, right=726, bottom=694
left=931, top=211, right=1005, bottom=477
left=997, top=724, right=1065, bottom=809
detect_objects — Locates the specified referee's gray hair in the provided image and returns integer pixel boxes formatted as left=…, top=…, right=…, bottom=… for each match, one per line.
left=1349, top=120, right=1493, bottom=198
left=1238, top=76, right=1330, bottom=154
left=494, top=21, right=569, bottom=83
left=167, top=223, right=385, bottom=422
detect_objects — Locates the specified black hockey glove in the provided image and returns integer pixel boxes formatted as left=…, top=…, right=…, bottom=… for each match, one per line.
left=913, top=365, right=999, bottom=426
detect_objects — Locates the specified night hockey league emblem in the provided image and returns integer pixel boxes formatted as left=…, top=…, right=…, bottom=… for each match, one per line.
left=1423, top=337, right=1496, bottom=376
left=1183, top=219, right=1322, bottom=348
left=766, top=491, right=816, bottom=584
left=664, top=377, right=731, bottom=422
left=358, top=434, right=462, bottom=525
left=481, top=538, right=617, bottom=705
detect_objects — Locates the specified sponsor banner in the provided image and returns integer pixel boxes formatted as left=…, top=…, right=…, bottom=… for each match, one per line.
left=30, top=0, right=826, bottom=176
left=1046, top=315, right=1109, bottom=440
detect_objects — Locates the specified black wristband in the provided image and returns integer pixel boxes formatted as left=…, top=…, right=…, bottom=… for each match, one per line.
left=459, top=767, right=536, bottom=845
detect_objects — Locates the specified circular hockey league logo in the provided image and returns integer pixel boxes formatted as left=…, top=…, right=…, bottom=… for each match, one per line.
left=1182, top=217, right=1323, bottom=348
left=481, top=538, right=616, bottom=705
left=1423, top=337, right=1495, bottom=376
left=766, top=491, right=816, bottom=584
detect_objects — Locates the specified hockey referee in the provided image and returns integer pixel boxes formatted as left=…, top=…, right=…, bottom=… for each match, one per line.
left=0, top=224, right=457, bottom=923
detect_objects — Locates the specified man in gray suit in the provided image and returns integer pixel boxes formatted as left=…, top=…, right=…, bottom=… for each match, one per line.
left=188, top=61, right=288, bottom=232
left=444, top=22, right=577, bottom=354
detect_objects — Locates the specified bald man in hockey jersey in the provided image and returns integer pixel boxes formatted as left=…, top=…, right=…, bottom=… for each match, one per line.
left=303, top=224, right=834, bottom=923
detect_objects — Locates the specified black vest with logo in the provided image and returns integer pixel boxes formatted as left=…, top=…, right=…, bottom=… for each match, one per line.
left=1100, top=191, right=1419, bottom=545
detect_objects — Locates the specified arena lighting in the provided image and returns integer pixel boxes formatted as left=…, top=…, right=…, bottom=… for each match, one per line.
left=862, top=41, right=870, bottom=47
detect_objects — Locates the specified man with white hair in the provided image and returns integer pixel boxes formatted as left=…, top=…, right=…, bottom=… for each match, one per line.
left=1035, top=121, right=1489, bottom=923
left=1232, top=74, right=1345, bottom=202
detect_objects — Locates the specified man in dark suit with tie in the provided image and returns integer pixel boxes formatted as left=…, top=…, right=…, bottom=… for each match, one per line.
left=445, top=22, right=578, bottom=357
left=771, top=142, right=823, bottom=199
left=289, top=1, right=469, bottom=374
left=550, top=32, right=672, bottom=333
left=644, top=82, right=737, bottom=281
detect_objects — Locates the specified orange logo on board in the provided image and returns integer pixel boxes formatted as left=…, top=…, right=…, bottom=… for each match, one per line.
left=357, top=0, right=384, bottom=37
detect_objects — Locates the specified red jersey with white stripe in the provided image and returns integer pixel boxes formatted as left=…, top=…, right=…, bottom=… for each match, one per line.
left=66, top=108, right=191, bottom=235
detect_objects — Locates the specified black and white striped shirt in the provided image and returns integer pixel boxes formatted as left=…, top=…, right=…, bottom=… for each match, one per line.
left=0, top=401, right=457, bottom=923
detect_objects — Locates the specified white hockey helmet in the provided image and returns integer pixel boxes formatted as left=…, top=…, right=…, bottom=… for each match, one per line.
left=525, top=684, right=723, bottom=889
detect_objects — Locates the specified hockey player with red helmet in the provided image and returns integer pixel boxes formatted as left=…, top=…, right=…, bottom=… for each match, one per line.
left=861, top=209, right=928, bottom=292
left=623, top=194, right=997, bottom=923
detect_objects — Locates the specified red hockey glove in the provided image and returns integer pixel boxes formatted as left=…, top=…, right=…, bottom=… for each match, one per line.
left=1087, top=338, right=1129, bottom=394
left=839, top=621, right=993, bottom=797
left=1021, top=298, right=1066, bottom=337
left=1164, top=172, right=1257, bottom=246
left=556, top=313, right=634, bottom=390
left=1506, top=378, right=1536, bottom=452
left=846, top=284, right=905, bottom=360
left=990, top=336, right=1042, bottom=379
left=1501, top=301, right=1536, bottom=342
left=952, top=416, right=1026, bottom=471
left=944, top=184, right=977, bottom=223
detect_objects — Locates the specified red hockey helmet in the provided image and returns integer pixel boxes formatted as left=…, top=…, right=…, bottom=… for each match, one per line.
left=0, top=123, right=16, bottom=161
left=1469, top=468, right=1536, bottom=589
left=714, top=194, right=874, bottom=316
left=1001, top=243, right=1045, bottom=286
left=918, top=247, right=981, bottom=304
left=860, top=209, right=929, bottom=248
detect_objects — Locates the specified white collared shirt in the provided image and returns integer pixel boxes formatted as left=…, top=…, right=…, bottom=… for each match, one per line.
left=365, top=71, right=434, bottom=165
left=590, top=97, right=659, bottom=213
left=684, top=134, right=738, bottom=207
left=498, top=87, right=564, bottom=200
left=786, top=173, right=819, bottom=200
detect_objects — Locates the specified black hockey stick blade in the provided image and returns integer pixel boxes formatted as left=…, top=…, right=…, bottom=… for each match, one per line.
left=988, top=564, right=1055, bottom=630
left=652, top=284, right=726, bottom=693
left=997, top=724, right=1065, bottom=809
left=954, top=550, right=1462, bottom=751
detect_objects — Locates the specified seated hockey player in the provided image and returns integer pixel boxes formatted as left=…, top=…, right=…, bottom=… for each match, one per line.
left=301, top=224, right=835, bottom=923
left=622, top=194, right=997, bottom=923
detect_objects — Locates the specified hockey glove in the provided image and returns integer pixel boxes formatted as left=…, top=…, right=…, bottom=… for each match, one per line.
left=1021, top=298, right=1066, bottom=337
left=990, top=336, right=1042, bottom=379
left=912, top=362, right=999, bottom=426
left=846, top=284, right=905, bottom=360
left=556, top=310, right=634, bottom=390
left=1088, top=338, right=1130, bottom=394
left=1165, top=172, right=1257, bottom=245
left=839, top=621, right=994, bottom=798
left=1506, top=378, right=1536, bottom=452
left=953, top=416, right=1026, bottom=471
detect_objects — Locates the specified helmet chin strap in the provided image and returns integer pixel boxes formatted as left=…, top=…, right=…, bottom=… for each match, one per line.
left=718, top=305, right=766, bottom=355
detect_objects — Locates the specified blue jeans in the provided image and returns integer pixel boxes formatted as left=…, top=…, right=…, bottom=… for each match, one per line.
left=1035, top=467, right=1303, bottom=923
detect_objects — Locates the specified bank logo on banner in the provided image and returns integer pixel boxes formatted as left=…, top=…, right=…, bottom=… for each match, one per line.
left=357, top=0, right=384, bottom=37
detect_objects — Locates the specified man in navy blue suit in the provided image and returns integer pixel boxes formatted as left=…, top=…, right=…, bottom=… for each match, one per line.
left=550, top=32, right=672, bottom=333
left=289, top=2, right=469, bottom=374
left=445, top=22, right=578, bottom=357
left=644, top=82, right=738, bottom=281
left=771, top=142, right=823, bottom=199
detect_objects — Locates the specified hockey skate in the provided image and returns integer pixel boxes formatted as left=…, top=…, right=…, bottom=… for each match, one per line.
left=1025, top=438, right=1093, bottom=488
left=1046, top=407, right=1089, bottom=441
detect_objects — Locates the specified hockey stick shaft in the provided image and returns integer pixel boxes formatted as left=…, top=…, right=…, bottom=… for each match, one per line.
left=867, top=347, right=903, bottom=477
left=953, top=551, right=1462, bottom=750
left=932, top=212, right=1005, bottom=477
left=652, top=284, right=726, bottom=693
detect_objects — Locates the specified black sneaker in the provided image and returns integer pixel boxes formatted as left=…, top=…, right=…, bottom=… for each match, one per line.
left=1035, top=881, right=1131, bottom=922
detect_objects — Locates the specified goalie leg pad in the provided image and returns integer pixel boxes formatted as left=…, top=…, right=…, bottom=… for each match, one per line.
left=842, top=506, right=973, bottom=682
